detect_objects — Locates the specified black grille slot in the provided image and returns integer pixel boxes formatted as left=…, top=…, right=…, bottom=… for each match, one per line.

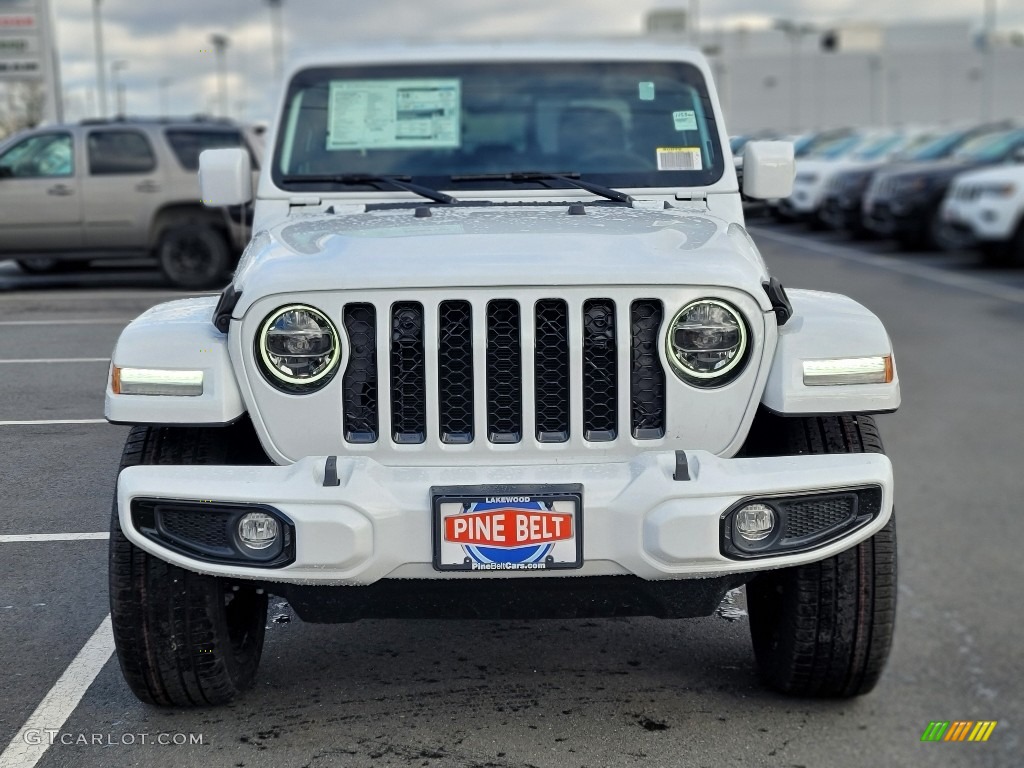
left=582, top=299, right=618, bottom=441
left=390, top=302, right=426, bottom=444
left=486, top=299, right=522, bottom=443
left=438, top=300, right=474, bottom=444
left=630, top=300, right=666, bottom=439
left=342, top=304, right=378, bottom=443
left=160, top=508, right=232, bottom=552
left=781, top=496, right=856, bottom=542
left=534, top=299, right=570, bottom=442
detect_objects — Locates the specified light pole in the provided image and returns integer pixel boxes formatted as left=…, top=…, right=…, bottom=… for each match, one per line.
left=210, top=34, right=230, bottom=119
left=774, top=20, right=817, bottom=133
left=689, top=0, right=700, bottom=48
left=158, top=77, right=173, bottom=118
left=982, top=0, right=997, bottom=121
left=92, top=0, right=107, bottom=117
left=265, top=0, right=285, bottom=86
left=111, top=60, right=128, bottom=116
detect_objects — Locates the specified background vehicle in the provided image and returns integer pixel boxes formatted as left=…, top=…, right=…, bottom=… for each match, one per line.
left=104, top=42, right=900, bottom=708
left=819, top=125, right=1002, bottom=236
left=779, top=129, right=931, bottom=228
left=0, top=117, right=262, bottom=289
left=942, top=163, right=1024, bottom=265
left=863, top=126, right=1024, bottom=251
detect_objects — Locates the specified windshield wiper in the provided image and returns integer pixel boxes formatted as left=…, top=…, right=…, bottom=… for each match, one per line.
left=280, top=173, right=458, bottom=205
left=450, top=172, right=634, bottom=205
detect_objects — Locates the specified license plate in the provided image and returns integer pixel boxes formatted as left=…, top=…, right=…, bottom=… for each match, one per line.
left=432, top=485, right=583, bottom=572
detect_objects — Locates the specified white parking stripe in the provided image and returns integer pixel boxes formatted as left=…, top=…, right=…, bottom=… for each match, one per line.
left=0, top=533, right=109, bottom=543
left=751, top=227, right=1024, bottom=305
left=0, top=615, right=115, bottom=768
left=0, top=419, right=107, bottom=426
left=0, top=319, right=132, bottom=327
left=0, top=358, right=110, bottom=364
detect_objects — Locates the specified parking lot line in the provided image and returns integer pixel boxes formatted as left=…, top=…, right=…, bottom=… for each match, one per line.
left=751, top=227, right=1024, bottom=305
left=0, top=615, right=114, bottom=768
left=0, top=358, right=109, bottom=365
left=0, top=419, right=107, bottom=426
left=0, top=533, right=108, bottom=543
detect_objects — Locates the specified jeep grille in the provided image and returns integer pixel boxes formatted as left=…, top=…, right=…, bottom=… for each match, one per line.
left=337, top=298, right=667, bottom=447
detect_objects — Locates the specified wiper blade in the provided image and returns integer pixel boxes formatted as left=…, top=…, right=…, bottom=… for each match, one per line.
left=450, top=171, right=634, bottom=205
left=280, top=173, right=458, bottom=205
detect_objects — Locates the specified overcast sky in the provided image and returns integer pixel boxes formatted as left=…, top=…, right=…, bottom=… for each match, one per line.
left=45, top=0, right=1024, bottom=122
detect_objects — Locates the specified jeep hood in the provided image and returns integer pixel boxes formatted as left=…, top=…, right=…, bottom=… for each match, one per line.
left=231, top=204, right=772, bottom=316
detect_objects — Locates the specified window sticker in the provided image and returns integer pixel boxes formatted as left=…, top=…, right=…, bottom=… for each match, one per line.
left=673, top=110, right=698, bottom=131
left=638, top=81, right=656, bottom=101
left=657, top=147, right=703, bottom=171
left=327, top=79, right=461, bottom=150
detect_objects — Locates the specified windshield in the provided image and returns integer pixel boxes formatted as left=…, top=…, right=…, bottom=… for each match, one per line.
left=273, top=60, right=725, bottom=192
left=952, top=129, right=1024, bottom=162
left=850, top=134, right=907, bottom=162
left=807, top=134, right=863, bottom=160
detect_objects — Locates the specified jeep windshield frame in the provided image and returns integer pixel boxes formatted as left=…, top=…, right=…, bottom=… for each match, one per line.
left=271, top=60, right=725, bottom=194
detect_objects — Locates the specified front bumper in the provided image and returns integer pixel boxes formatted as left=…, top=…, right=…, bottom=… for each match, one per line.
left=941, top=196, right=1019, bottom=242
left=864, top=196, right=930, bottom=238
left=117, top=450, right=894, bottom=585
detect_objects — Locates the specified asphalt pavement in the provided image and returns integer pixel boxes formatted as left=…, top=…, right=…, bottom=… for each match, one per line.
left=0, top=225, right=1020, bottom=768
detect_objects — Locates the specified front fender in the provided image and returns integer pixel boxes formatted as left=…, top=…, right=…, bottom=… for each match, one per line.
left=761, top=289, right=900, bottom=415
left=105, top=297, right=245, bottom=425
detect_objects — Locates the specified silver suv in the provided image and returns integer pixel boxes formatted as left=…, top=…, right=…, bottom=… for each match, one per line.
left=0, top=117, right=261, bottom=289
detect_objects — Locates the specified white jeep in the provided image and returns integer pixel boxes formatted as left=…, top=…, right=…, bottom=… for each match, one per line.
left=105, top=42, right=900, bottom=707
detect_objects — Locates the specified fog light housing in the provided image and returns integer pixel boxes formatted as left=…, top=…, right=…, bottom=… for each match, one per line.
left=238, top=512, right=279, bottom=550
left=735, top=503, right=775, bottom=542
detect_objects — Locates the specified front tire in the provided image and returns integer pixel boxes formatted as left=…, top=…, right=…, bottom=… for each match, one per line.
left=109, top=426, right=268, bottom=706
left=744, top=413, right=897, bottom=698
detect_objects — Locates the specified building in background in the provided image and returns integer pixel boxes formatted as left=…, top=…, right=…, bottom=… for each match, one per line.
left=647, top=14, right=1024, bottom=134
left=0, top=0, right=62, bottom=139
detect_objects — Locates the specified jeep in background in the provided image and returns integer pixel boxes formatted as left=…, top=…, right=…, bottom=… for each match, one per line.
left=0, top=117, right=261, bottom=289
left=104, top=42, right=900, bottom=707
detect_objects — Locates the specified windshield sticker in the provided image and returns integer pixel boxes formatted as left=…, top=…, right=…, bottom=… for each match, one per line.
left=638, top=81, right=656, bottom=101
left=327, top=79, right=461, bottom=150
left=657, top=147, right=703, bottom=171
left=672, top=110, right=698, bottom=131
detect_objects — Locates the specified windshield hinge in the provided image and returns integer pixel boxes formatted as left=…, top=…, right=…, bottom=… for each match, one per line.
left=674, top=191, right=708, bottom=206
left=288, top=195, right=322, bottom=207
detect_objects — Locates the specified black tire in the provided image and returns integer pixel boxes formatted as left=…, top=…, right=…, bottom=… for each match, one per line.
left=744, top=413, right=896, bottom=698
left=109, top=425, right=268, bottom=707
left=157, top=225, right=231, bottom=291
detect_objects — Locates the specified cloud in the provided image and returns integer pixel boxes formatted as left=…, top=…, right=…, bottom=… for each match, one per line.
left=49, top=0, right=1024, bottom=122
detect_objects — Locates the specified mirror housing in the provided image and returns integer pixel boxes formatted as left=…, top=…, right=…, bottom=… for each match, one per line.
left=742, top=141, right=795, bottom=200
left=199, top=148, right=252, bottom=206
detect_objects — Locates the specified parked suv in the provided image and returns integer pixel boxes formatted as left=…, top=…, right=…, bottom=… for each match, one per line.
left=105, top=42, right=900, bottom=707
left=942, top=163, right=1024, bottom=265
left=0, top=117, right=260, bottom=288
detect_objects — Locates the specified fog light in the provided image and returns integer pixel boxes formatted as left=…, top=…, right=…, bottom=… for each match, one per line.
left=735, top=504, right=776, bottom=542
left=237, top=512, right=279, bottom=550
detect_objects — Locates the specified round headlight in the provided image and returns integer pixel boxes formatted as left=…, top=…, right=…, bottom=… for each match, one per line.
left=666, top=299, right=749, bottom=386
left=257, top=304, right=341, bottom=392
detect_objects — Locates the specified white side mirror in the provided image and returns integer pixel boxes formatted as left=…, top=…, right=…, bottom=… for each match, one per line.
left=742, top=141, right=795, bottom=199
left=199, top=148, right=252, bottom=206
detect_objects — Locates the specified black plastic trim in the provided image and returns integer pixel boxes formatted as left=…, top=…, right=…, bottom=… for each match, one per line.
left=719, top=485, right=883, bottom=560
left=763, top=277, right=793, bottom=326
left=673, top=451, right=690, bottom=481
left=131, top=498, right=296, bottom=568
left=277, top=573, right=750, bottom=623
left=212, top=284, right=242, bottom=333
